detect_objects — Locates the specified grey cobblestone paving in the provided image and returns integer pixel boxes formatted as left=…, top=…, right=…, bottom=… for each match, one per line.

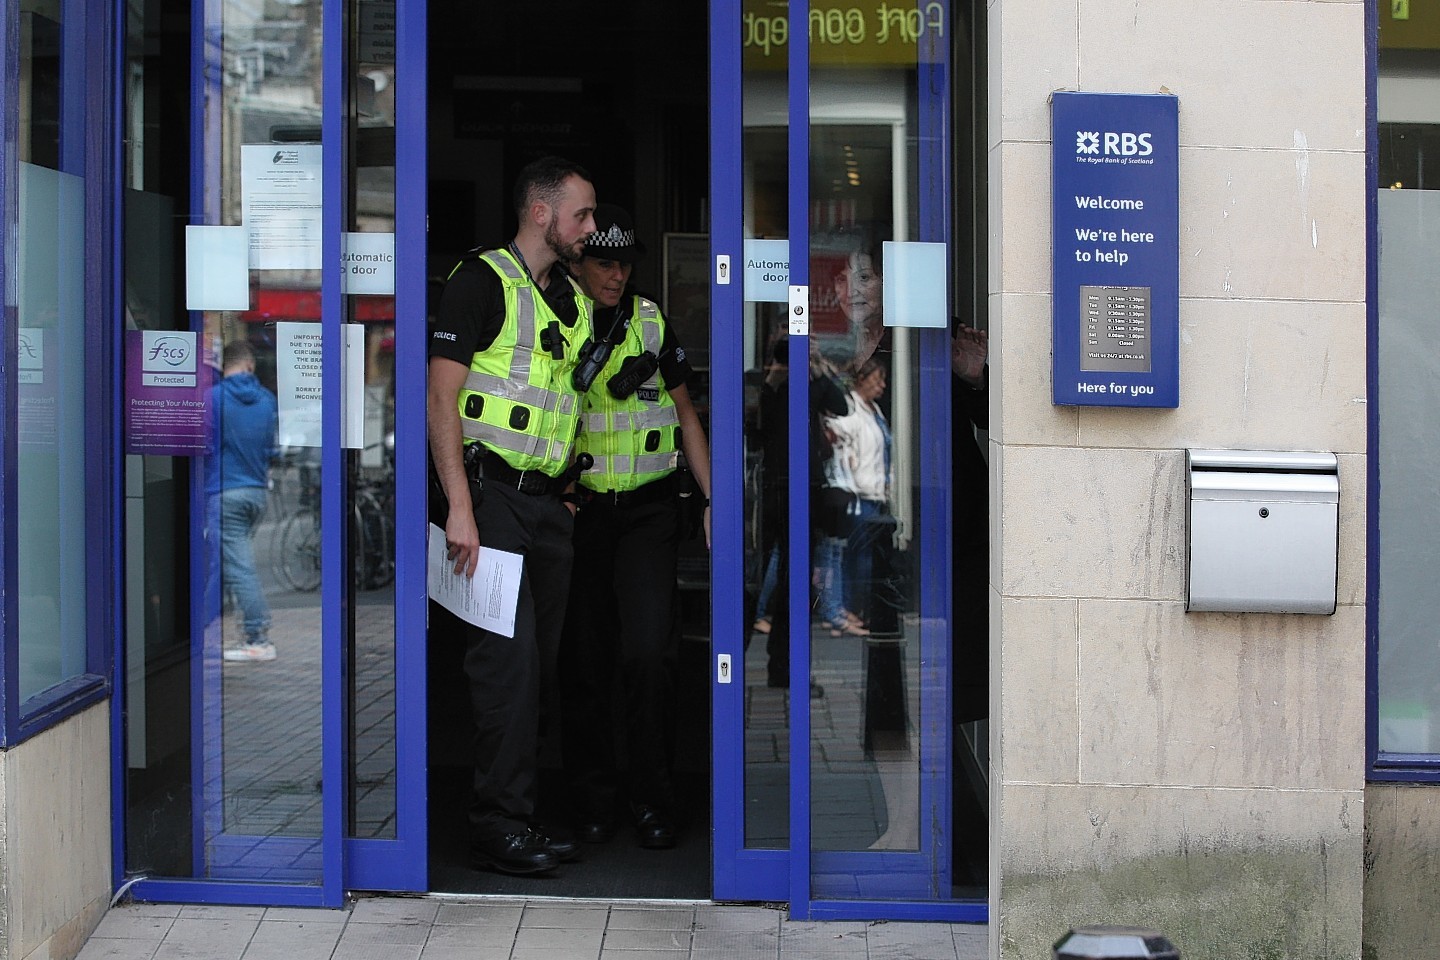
left=78, top=900, right=988, bottom=960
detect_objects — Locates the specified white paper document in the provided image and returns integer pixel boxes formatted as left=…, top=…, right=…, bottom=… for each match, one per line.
left=427, top=523, right=522, bottom=637
left=241, top=144, right=323, bottom=270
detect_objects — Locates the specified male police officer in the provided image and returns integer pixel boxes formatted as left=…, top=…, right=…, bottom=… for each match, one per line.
left=428, top=156, right=595, bottom=875
left=560, top=205, right=711, bottom=849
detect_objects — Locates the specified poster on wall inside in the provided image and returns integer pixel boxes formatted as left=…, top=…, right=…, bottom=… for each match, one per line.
left=17, top=328, right=57, bottom=447
left=124, top=330, right=210, bottom=455
left=241, top=144, right=323, bottom=271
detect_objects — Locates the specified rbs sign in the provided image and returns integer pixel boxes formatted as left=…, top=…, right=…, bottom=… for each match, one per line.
left=1052, top=92, right=1179, bottom=408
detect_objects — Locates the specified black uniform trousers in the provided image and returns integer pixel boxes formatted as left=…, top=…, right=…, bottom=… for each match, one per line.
left=559, top=483, right=681, bottom=819
left=456, top=480, right=575, bottom=842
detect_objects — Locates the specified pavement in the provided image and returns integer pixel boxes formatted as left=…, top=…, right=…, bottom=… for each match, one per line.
left=78, top=897, right=990, bottom=960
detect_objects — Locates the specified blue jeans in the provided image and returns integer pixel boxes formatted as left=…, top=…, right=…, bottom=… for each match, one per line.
left=812, top=536, right=847, bottom=624
left=755, top=545, right=780, bottom=620
left=844, top=498, right=886, bottom=621
left=206, top=487, right=271, bottom=643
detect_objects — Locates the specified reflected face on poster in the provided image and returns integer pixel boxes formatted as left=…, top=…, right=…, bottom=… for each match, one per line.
left=835, top=251, right=882, bottom=330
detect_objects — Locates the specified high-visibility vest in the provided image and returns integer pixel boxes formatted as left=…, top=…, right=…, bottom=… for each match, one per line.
left=454, top=249, right=590, bottom=477
left=575, top=295, right=681, bottom=493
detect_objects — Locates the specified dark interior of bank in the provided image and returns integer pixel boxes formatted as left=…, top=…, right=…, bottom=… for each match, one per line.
left=422, top=0, right=714, bottom=900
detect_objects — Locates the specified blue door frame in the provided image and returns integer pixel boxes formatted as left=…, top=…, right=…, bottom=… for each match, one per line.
left=347, top=0, right=430, bottom=894
left=114, top=0, right=429, bottom=905
left=111, top=0, right=983, bottom=915
left=708, top=0, right=985, bottom=923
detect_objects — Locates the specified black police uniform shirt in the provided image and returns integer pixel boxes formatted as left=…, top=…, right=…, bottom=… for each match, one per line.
left=429, top=254, right=583, bottom=366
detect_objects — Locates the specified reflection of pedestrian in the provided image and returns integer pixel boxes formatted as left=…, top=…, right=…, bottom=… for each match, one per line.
left=753, top=338, right=848, bottom=697
left=821, top=230, right=917, bottom=849
left=207, top=340, right=278, bottom=663
left=826, top=360, right=896, bottom=635
left=750, top=340, right=788, bottom=637
left=559, top=205, right=711, bottom=851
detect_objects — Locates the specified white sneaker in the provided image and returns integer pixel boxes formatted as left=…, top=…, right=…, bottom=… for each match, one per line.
left=223, top=641, right=277, bottom=662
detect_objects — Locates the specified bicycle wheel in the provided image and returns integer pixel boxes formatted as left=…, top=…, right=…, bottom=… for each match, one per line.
left=353, top=490, right=395, bottom=590
left=278, top=510, right=322, bottom=593
left=367, top=488, right=396, bottom=589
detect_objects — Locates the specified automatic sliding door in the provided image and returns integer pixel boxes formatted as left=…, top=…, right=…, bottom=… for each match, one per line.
left=119, top=0, right=431, bottom=902
left=343, top=0, right=428, bottom=891
left=713, top=0, right=985, bottom=919
left=803, top=2, right=979, bottom=914
left=711, top=0, right=796, bottom=901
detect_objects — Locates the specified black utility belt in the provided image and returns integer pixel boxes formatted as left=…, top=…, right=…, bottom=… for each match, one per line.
left=579, top=473, right=677, bottom=508
left=479, top=450, right=566, bottom=496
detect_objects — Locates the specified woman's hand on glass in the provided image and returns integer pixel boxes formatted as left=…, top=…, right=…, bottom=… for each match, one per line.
left=951, top=325, right=988, bottom=388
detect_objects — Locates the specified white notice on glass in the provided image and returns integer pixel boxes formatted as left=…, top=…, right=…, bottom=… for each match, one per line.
left=276, top=322, right=323, bottom=448
left=241, top=144, right=323, bottom=270
left=427, top=523, right=522, bottom=637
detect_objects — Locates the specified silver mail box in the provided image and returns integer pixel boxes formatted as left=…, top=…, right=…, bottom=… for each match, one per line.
left=1186, top=450, right=1339, bottom=615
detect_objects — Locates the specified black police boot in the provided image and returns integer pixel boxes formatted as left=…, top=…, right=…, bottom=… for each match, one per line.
left=631, top=803, right=677, bottom=850
left=528, top=823, right=580, bottom=862
left=469, top=832, right=558, bottom=875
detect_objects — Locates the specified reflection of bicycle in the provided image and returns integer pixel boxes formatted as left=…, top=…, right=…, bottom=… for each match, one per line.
left=353, top=467, right=394, bottom=590
left=278, top=503, right=321, bottom=592
left=275, top=443, right=395, bottom=593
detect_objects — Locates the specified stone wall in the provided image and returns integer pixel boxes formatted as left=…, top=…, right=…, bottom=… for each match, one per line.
left=988, top=1, right=1368, bottom=958
left=1362, top=784, right=1440, bottom=960
left=0, top=704, right=112, bottom=960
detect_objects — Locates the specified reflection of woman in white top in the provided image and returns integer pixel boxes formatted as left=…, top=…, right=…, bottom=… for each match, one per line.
left=825, top=359, right=892, bottom=624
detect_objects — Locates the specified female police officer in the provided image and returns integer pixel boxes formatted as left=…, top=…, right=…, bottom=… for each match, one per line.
left=559, top=205, right=711, bottom=850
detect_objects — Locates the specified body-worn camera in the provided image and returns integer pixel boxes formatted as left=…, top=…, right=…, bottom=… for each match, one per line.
left=539, top=320, right=567, bottom=360
left=572, top=337, right=615, bottom=392
left=607, top=350, right=659, bottom=400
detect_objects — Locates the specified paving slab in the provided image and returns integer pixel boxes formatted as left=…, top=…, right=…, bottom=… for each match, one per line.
left=83, top=897, right=987, bottom=960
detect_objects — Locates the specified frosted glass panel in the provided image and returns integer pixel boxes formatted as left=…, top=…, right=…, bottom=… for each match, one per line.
left=16, top=162, right=88, bottom=701
left=1377, top=187, right=1440, bottom=753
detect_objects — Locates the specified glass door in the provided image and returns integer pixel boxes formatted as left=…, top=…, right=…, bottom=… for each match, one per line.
left=709, top=0, right=791, bottom=902
left=185, top=0, right=340, bottom=897
left=711, top=0, right=984, bottom=920
left=119, top=0, right=426, bottom=903
left=803, top=7, right=957, bottom=911
left=340, top=0, right=427, bottom=893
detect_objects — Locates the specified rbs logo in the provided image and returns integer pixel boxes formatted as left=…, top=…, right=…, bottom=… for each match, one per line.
left=1076, top=130, right=1153, bottom=157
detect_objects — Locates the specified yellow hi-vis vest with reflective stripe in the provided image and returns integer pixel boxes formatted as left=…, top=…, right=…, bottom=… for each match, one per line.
left=454, top=249, right=590, bottom=477
left=575, top=295, right=682, bottom=493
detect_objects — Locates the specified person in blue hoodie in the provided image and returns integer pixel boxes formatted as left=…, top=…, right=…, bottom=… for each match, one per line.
left=206, top=339, right=279, bottom=662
